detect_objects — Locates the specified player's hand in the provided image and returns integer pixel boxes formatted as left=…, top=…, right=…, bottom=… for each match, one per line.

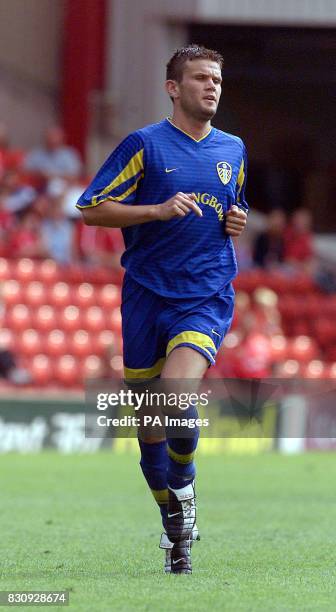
left=225, top=205, right=247, bottom=236
left=157, top=192, right=202, bottom=221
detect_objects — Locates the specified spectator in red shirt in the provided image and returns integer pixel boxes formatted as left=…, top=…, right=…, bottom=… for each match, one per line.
left=7, top=211, right=47, bottom=259
left=0, top=122, right=24, bottom=179
left=284, top=208, right=314, bottom=270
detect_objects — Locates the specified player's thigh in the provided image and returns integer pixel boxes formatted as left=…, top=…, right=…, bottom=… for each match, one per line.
left=161, top=346, right=208, bottom=379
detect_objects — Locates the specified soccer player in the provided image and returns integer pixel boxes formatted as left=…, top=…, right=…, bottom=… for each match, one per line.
left=76, top=45, right=248, bottom=574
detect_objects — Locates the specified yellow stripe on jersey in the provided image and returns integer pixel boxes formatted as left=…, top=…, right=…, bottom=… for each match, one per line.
left=237, top=158, right=245, bottom=203
left=111, top=173, right=144, bottom=202
left=166, top=331, right=216, bottom=362
left=91, top=148, right=144, bottom=206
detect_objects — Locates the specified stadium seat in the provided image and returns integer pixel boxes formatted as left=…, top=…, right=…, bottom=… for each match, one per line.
left=14, top=258, right=37, bottom=283
left=30, top=354, right=53, bottom=385
left=109, top=354, right=124, bottom=377
left=48, top=282, right=72, bottom=307
left=36, top=259, right=60, bottom=284
left=287, top=336, right=319, bottom=363
left=64, top=264, right=85, bottom=283
left=24, top=281, right=47, bottom=307
left=269, top=334, right=288, bottom=362
left=326, top=363, right=336, bottom=379
left=302, top=359, right=326, bottom=379
left=91, top=329, right=116, bottom=354
left=69, top=329, right=92, bottom=357
left=33, top=305, right=57, bottom=332
left=58, top=305, right=82, bottom=332
left=1, top=280, right=23, bottom=305
left=82, top=354, right=104, bottom=379
left=0, top=258, right=13, bottom=280
left=0, top=328, right=16, bottom=351
left=274, top=359, right=301, bottom=378
left=97, top=284, right=121, bottom=309
left=18, top=329, right=42, bottom=356
left=55, top=355, right=81, bottom=386
left=83, top=306, right=106, bottom=333
left=45, top=329, right=68, bottom=357
left=73, top=283, right=96, bottom=308
left=105, top=307, right=122, bottom=333
left=6, top=303, right=32, bottom=330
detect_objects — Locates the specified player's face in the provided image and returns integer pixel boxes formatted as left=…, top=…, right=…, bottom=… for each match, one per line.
left=176, top=59, right=222, bottom=121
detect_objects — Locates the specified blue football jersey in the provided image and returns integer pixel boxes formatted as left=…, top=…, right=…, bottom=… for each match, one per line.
left=76, top=118, right=248, bottom=298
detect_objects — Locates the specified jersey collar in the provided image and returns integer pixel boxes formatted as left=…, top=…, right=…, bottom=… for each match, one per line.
left=166, top=117, right=213, bottom=143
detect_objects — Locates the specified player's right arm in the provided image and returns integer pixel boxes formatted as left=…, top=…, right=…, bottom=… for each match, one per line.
left=81, top=192, right=202, bottom=228
left=76, top=132, right=201, bottom=228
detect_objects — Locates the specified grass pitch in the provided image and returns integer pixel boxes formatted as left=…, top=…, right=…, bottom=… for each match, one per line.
left=1, top=451, right=335, bottom=611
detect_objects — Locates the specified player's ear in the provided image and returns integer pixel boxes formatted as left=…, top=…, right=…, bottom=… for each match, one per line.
left=165, top=79, right=180, bottom=101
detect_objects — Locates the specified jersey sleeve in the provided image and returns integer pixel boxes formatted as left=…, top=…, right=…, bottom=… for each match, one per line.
left=76, top=132, right=144, bottom=209
left=235, top=144, right=249, bottom=214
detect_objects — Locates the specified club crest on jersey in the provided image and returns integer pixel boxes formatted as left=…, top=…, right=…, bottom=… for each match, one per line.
left=217, top=161, right=232, bottom=185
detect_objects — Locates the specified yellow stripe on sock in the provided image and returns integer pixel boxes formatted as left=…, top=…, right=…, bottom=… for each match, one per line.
left=151, top=488, right=168, bottom=504
left=167, top=445, right=195, bottom=464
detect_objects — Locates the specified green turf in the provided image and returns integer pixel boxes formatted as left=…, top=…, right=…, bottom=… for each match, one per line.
left=1, top=451, right=335, bottom=611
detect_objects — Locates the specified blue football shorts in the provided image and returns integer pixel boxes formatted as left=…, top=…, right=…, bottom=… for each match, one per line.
left=121, top=273, right=235, bottom=380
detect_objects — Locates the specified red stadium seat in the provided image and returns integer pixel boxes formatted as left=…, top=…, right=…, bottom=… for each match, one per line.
left=45, top=329, right=68, bottom=357
left=58, top=305, right=82, bottom=332
left=105, top=307, right=122, bottom=333
left=73, top=283, right=95, bottom=308
left=33, top=305, right=57, bottom=332
left=1, top=280, right=23, bottom=305
left=313, top=318, right=336, bottom=348
left=30, top=354, right=53, bottom=385
left=69, top=329, right=92, bottom=357
left=0, top=258, right=13, bottom=280
left=48, top=282, right=72, bottom=308
left=287, top=336, right=319, bottom=363
left=109, top=354, right=124, bottom=377
left=0, top=328, right=16, bottom=351
left=36, top=259, right=60, bottom=284
left=19, top=329, right=43, bottom=356
left=91, top=330, right=116, bottom=354
left=14, top=258, right=37, bottom=283
left=326, top=363, right=336, bottom=379
left=6, top=303, right=32, bottom=331
left=55, top=355, right=81, bottom=386
left=269, top=335, right=288, bottom=362
left=97, top=284, right=121, bottom=309
left=274, top=359, right=301, bottom=378
left=83, top=306, right=106, bottom=333
left=82, top=354, right=104, bottom=379
left=302, top=359, right=326, bottom=379
left=64, top=264, right=84, bottom=283
left=24, top=281, right=47, bottom=307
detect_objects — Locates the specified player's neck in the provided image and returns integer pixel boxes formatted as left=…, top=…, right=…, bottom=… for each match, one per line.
left=169, top=112, right=211, bottom=141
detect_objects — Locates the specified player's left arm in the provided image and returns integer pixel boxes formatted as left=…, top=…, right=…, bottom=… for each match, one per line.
left=225, top=145, right=248, bottom=237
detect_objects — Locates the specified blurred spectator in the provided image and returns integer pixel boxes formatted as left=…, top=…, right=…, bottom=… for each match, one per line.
left=0, top=197, right=15, bottom=256
left=284, top=208, right=314, bottom=269
left=74, top=221, right=123, bottom=268
left=23, top=125, right=82, bottom=186
left=41, top=198, right=75, bottom=264
left=253, top=209, right=286, bottom=268
left=8, top=211, right=47, bottom=258
left=0, top=170, right=36, bottom=216
left=47, top=177, right=82, bottom=220
left=0, top=122, right=24, bottom=179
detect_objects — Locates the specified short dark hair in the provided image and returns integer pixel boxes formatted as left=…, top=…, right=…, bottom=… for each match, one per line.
left=166, top=44, right=223, bottom=82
